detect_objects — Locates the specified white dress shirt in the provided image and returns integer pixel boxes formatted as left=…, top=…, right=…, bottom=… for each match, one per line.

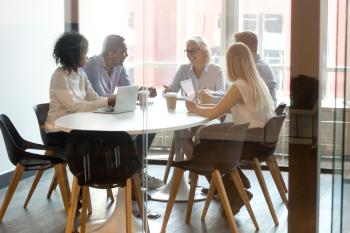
left=169, top=63, right=226, bottom=102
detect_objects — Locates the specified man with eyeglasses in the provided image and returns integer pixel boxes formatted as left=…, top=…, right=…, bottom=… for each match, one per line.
left=84, top=34, right=131, bottom=97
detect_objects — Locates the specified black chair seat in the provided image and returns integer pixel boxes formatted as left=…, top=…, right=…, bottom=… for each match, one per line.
left=20, top=156, right=64, bottom=171
left=240, top=142, right=276, bottom=162
left=173, top=160, right=215, bottom=176
left=174, top=159, right=239, bottom=176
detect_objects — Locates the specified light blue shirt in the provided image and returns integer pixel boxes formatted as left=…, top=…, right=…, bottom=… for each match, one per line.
left=169, top=63, right=225, bottom=102
left=84, top=55, right=131, bottom=97
left=255, top=55, right=277, bottom=106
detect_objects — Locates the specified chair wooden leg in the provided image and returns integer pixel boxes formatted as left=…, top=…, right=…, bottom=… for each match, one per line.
left=267, top=157, right=289, bottom=208
left=87, top=188, right=92, bottom=215
left=185, top=173, right=198, bottom=224
left=230, top=169, right=259, bottom=231
left=201, top=179, right=216, bottom=221
left=47, top=172, right=58, bottom=198
left=106, top=188, right=114, bottom=202
left=80, top=186, right=89, bottom=233
left=125, top=178, right=132, bottom=233
left=211, top=170, right=239, bottom=233
left=0, top=164, right=25, bottom=221
left=271, top=155, right=288, bottom=193
left=161, top=168, right=185, bottom=233
left=65, top=177, right=81, bottom=233
left=24, top=169, right=44, bottom=208
left=54, top=163, right=71, bottom=215
left=163, top=137, right=175, bottom=183
left=251, top=158, right=279, bottom=225
left=132, top=175, right=150, bottom=233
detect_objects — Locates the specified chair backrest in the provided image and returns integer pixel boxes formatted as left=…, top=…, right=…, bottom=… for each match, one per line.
left=33, top=103, right=49, bottom=145
left=264, top=113, right=287, bottom=144
left=0, top=114, right=25, bottom=165
left=65, top=130, right=142, bottom=188
left=275, top=102, right=287, bottom=116
left=193, top=123, right=249, bottom=167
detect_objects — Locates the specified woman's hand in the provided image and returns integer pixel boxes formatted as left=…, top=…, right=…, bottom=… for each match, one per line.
left=186, top=100, right=198, bottom=113
left=196, top=89, right=214, bottom=104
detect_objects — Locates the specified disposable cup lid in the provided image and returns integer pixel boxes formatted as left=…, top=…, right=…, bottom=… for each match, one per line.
left=166, top=92, right=177, bottom=97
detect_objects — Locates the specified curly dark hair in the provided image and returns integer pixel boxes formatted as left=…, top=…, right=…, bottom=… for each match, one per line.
left=53, top=32, right=88, bottom=73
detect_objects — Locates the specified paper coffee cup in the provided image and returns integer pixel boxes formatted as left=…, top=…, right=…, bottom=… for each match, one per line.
left=166, top=92, right=177, bottom=109
left=138, top=90, right=149, bottom=107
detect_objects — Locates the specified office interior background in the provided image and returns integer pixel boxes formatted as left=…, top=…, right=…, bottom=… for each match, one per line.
left=0, top=0, right=348, bottom=232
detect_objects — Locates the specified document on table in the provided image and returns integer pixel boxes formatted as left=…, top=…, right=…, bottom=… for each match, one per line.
left=180, top=79, right=195, bottom=100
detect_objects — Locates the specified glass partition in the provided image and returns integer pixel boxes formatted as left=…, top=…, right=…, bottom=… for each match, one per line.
left=319, top=0, right=349, bottom=232
left=78, top=1, right=291, bottom=232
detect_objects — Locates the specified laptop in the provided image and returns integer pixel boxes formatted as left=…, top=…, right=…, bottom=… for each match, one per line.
left=94, top=85, right=139, bottom=114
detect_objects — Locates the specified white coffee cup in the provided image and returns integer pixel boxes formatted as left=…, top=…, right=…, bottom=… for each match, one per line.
left=138, top=90, right=149, bottom=107
left=165, top=92, right=177, bottom=109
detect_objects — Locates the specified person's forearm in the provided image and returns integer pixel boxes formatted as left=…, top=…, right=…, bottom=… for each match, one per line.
left=198, top=103, right=216, bottom=107
left=194, top=106, right=220, bottom=119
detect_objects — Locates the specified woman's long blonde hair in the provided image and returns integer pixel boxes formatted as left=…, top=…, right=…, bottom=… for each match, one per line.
left=226, top=42, right=274, bottom=113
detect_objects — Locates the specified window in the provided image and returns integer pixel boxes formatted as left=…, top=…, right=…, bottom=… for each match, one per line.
left=80, top=0, right=222, bottom=88
left=264, top=14, right=283, bottom=33
left=239, top=1, right=290, bottom=103
left=242, top=14, right=257, bottom=32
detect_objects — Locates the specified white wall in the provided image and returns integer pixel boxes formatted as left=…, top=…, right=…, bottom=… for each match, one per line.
left=0, top=0, right=64, bottom=174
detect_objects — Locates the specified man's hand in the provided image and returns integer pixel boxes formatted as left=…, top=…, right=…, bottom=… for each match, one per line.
left=148, top=87, right=157, bottom=97
left=163, top=85, right=173, bottom=94
left=138, top=86, right=157, bottom=98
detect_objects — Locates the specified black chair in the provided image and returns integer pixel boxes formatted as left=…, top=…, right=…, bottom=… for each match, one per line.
left=32, top=103, right=114, bottom=205
left=161, top=123, right=259, bottom=233
left=272, top=102, right=288, bottom=194
left=275, top=102, right=287, bottom=116
left=20, top=103, right=65, bottom=208
left=64, top=130, right=149, bottom=233
left=239, top=113, right=288, bottom=226
left=0, top=114, right=69, bottom=221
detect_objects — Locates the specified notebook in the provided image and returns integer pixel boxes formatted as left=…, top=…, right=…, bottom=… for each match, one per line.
left=180, top=79, right=195, bottom=100
left=94, top=85, right=139, bottom=114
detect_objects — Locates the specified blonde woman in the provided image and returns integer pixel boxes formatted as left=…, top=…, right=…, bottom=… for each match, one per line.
left=186, top=42, right=274, bottom=127
left=185, top=42, right=275, bottom=214
left=164, top=35, right=225, bottom=103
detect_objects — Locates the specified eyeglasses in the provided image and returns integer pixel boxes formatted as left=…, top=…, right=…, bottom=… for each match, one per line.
left=184, top=48, right=201, bottom=55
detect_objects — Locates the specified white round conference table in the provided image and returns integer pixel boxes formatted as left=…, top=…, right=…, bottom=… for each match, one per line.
left=55, top=96, right=211, bottom=233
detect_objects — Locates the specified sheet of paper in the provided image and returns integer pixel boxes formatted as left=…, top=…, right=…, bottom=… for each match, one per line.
left=180, top=79, right=195, bottom=100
